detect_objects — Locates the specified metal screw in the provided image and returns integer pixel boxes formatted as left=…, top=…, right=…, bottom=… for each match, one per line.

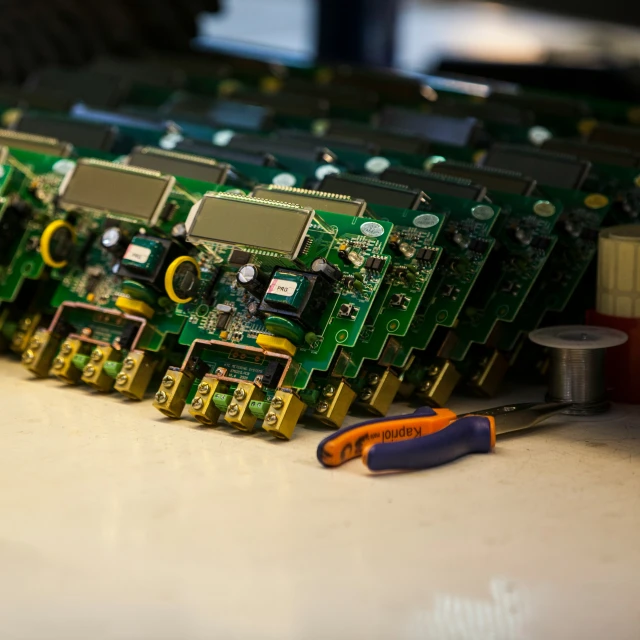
left=427, top=365, right=440, bottom=377
left=420, top=381, right=433, bottom=392
left=162, top=375, right=175, bottom=389
left=22, top=350, right=34, bottom=364
left=234, top=387, right=246, bottom=401
left=12, top=333, right=24, bottom=347
left=198, top=382, right=211, bottom=395
left=52, top=357, right=65, bottom=370
left=265, top=412, right=278, bottom=425
left=29, top=337, right=41, bottom=350
left=271, top=396, right=284, bottom=410
left=323, top=385, right=336, bottom=398
left=360, top=388, right=373, bottom=402
left=60, top=342, right=72, bottom=355
left=123, top=357, right=135, bottom=370
left=84, top=365, right=96, bottom=377
left=316, top=401, right=329, bottom=414
left=192, top=397, right=204, bottom=411
left=367, top=374, right=380, bottom=386
left=227, top=403, right=240, bottom=417
left=91, top=349, right=104, bottom=363
left=155, top=391, right=168, bottom=404
left=214, top=367, right=226, bottom=376
left=115, top=373, right=129, bottom=386
left=19, top=317, right=32, bottom=329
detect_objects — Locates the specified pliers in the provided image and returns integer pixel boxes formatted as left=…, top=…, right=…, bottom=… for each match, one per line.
left=317, top=402, right=572, bottom=472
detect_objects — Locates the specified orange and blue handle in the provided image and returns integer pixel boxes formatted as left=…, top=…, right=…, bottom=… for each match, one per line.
left=363, top=415, right=497, bottom=471
left=317, top=406, right=458, bottom=467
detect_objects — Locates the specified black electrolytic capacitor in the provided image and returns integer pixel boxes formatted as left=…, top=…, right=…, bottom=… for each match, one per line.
left=236, top=263, right=268, bottom=299
left=311, top=258, right=343, bottom=283
left=100, top=227, right=128, bottom=256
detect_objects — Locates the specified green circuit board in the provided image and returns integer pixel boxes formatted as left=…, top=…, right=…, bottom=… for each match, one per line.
left=380, top=198, right=499, bottom=370
left=177, top=209, right=393, bottom=390
left=0, top=50, right=637, bottom=438
left=440, top=192, right=561, bottom=362
left=331, top=204, right=445, bottom=379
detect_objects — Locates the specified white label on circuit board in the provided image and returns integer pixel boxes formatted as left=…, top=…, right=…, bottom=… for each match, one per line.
left=123, top=244, right=152, bottom=265
left=360, top=221, right=385, bottom=238
left=412, top=213, right=440, bottom=229
left=267, top=279, right=298, bottom=297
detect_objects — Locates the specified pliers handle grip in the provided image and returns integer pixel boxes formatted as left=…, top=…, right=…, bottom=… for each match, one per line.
left=317, top=405, right=463, bottom=467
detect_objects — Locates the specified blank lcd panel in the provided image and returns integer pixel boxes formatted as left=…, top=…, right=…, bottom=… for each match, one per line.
left=0, top=129, right=72, bottom=157
left=319, top=173, right=424, bottom=210
left=16, top=115, right=116, bottom=151
left=381, top=167, right=486, bottom=202
left=431, top=161, right=536, bottom=196
left=483, top=145, right=590, bottom=190
left=187, top=195, right=313, bottom=258
left=588, top=124, right=640, bottom=154
left=378, top=107, right=481, bottom=147
left=128, top=147, right=229, bottom=185
left=59, top=160, right=174, bottom=225
left=543, top=138, right=640, bottom=169
left=251, top=186, right=367, bottom=217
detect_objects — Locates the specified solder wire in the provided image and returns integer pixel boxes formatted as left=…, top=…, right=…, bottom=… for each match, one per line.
left=530, top=325, right=628, bottom=416
left=546, top=347, right=607, bottom=414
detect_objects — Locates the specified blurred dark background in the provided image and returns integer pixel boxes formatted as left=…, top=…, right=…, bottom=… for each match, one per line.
left=4, top=0, right=640, bottom=97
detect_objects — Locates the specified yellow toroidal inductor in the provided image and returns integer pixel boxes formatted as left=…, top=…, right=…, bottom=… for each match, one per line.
left=597, top=225, right=640, bottom=319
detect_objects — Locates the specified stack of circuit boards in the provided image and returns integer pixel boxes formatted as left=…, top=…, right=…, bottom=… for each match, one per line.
left=0, top=51, right=638, bottom=439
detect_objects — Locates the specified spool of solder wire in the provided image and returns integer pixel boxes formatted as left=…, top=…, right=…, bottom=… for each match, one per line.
left=530, top=325, right=627, bottom=415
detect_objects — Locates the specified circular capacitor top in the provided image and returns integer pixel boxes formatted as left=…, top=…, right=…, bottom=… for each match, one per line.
left=311, top=257, right=342, bottom=283
left=238, top=264, right=259, bottom=285
left=40, top=220, right=76, bottom=269
left=237, top=264, right=267, bottom=299
left=101, top=227, right=124, bottom=250
left=164, top=256, right=201, bottom=304
left=529, top=325, right=628, bottom=350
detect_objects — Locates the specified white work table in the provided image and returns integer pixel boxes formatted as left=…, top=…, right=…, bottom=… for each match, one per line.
left=0, top=359, right=638, bottom=639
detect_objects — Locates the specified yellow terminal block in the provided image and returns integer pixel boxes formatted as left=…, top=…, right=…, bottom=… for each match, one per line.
left=468, top=350, right=509, bottom=398
left=256, top=334, right=297, bottom=357
left=188, top=375, right=228, bottom=426
left=22, top=328, right=62, bottom=378
left=114, top=351, right=156, bottom=400
left=314, top=380, right=357, bottom=429
left=82, top=346, right=122, bottom=392
left=153, top=369, right=194, bottom=418
left=115, top=296, right=155, bottom=320
left=416, top=359, right=461, bottom=407
left=224, top=381, right=265, bottom=432
left=10, top=314, right=41, bottom=355
left=262, top=390, right=307, bottom=440
left=360, top=369, right=402, bottom=416
left=49, top=338, right=90, bottom=385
